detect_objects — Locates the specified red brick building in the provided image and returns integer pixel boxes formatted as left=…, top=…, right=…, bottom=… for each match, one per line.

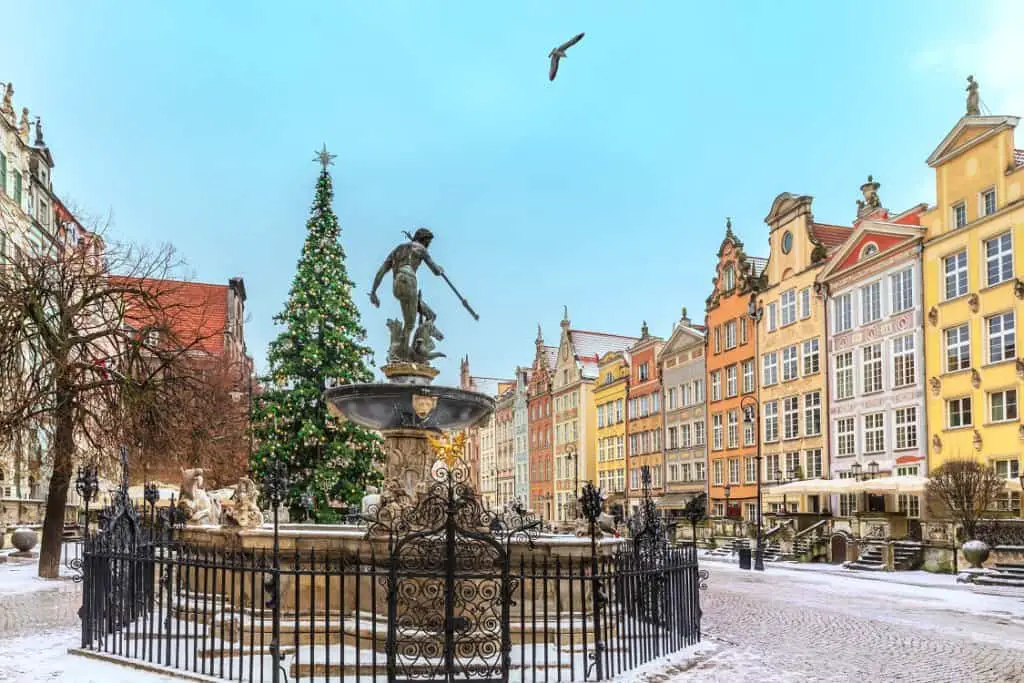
left=527, top=327, right=557, bottom=521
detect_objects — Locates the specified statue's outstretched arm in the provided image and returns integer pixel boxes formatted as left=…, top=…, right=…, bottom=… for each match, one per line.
left=370, top=252, right=394, bottom=297
left=424, top=252, right=443, bottom=277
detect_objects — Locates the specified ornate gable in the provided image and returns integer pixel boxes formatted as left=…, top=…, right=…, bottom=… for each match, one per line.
left=926, top=115, right=1020, bottom=168
left=818, top=221, right=925, bottom=283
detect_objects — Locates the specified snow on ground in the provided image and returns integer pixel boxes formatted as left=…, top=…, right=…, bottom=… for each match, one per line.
left=0, top=628, right=180, bottom=682
left=0, top=552, right=77, bottom=595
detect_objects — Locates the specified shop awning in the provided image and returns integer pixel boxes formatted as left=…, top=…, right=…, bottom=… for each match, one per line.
left=764, top=478, right=858, bottom=495
left=657, top=493, right=696, bottom=509
left=848, top=475, right=929, bottom=494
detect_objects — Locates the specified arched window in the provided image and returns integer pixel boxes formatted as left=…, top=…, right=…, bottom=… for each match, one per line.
left=722, top=265, right=736, bottom=291
left=860, top=242, right=879, bottom=259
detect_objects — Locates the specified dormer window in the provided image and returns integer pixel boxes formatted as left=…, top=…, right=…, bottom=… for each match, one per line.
left=146, top=330, right=160, bottom=347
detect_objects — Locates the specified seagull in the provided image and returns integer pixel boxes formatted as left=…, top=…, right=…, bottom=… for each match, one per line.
left=548, top=32, right=584, bottom=81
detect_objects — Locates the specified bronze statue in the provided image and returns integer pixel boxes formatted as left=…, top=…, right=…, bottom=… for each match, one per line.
left=966, top=75, right=980, bottom=116
left=369, top=228, right=477, bottom=365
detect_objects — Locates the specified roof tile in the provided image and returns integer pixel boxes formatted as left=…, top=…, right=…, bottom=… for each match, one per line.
left=110, top=277, right=230, bottom=354
left=1015, top=149, right=1024, bottom=167
left=810, top=222, right=853, bottom=249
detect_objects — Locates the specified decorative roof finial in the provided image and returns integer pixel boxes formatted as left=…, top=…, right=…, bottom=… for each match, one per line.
left=856, top=174, right=882, bottom=218
left=536, top=323, right=543, bottom=344
left=33, top=116, right=44, bottom=147
left=641, top=320, right=649, bottom=338
left=562, top=305, right=568, bottom=321
left=966, top=75, right=980, bottom=116
left=314, top=143, right=336, bottom=172
left=725, top=217, right=735, bottom=239
left=18, top=107, right=30, bottom=141
left=0, top=82, right=12, bottom=118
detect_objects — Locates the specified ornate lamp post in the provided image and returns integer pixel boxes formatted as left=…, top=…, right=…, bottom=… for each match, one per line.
left=774, top=467, right=794, bottom=513
left=566, top=442, right=580, bottom=519
left=868, top=461, right=879, bottom=479
left=74, top=463, right=99, bottom=538
left=741, top=396, right=763, bottom=571
left=723, top=483, right=732, bottom=519
left=851, top=462, right=863, bottom=480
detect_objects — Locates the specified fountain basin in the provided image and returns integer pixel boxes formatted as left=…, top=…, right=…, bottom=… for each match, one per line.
left=325, top=383, right=494, bottom=432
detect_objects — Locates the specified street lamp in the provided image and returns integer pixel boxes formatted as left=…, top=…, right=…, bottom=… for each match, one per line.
left=868, top=461, right=879, bottom=479
left=851, top=462, right=863, bottom=480
left=566, top=442, right=580, bottom=519
left=741, top=396, right=764, bottom=571
left=774, top=467, right=793, bottom=513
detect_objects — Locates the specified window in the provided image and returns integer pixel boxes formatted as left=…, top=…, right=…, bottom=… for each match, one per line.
left=712, top=502, right=725, bottom=517
left=944, top=250, right=968, bottom=300
left=762, top=352, right=778, bottom=386
left=987, top=312, right=1016, bottom=363
left=782, top=345, right=798, bottom=381
left=694, top=380, right=705, bottom=403
left=894, top=407, right=917, bottom=450
left=800, top=287, right=811, bottom=319
left=785, top=452, right=801, bottom=479
left=995, top=459, right=1021, bottom=481
left=712, top=414, right=723, bottom=450
left=725, top=321, right=737, bottom=349
left=767, top=303, right=777, bottom=332
left=985, top=232, right=1013, bottom=287
left=891, top=268, right=914, bottom=313
left=945, top=324, right=970, bottom=372
left=0, top=152, right=6, bottom=195
left=981, top=188, right=996, bottom=217
left=804, top=449, right=823, bottom=479
left=13, top=170, right=22, bottom=205
left=742, top=360, right=755, bottom=394
left=990, top=389, right=1018, bottom=422
left=667, top=388, right=677, bottom=410
left=694, top=462, right=704, bottom=481
left=743, top=411, right=755, bottom=446
left=681, top=424, right=692, bottom=447
left=727, top=410, right=739, bottom=448
left=895, top=494, right=919, bottom=518
left=678, top=464, right=689, bottom=481
left=862, top=343, right=883, bottom=394
left=713, top=460, right=723, bottom=486
left=840, top=494, right=858, bottom=517
left=836, top=418, right=855, bottom=457
left=726, top=365, right=738, bottom=397
left=782, top=231, right=793, bottom=253
left=711, top=371, right=722, bottom=401
left=765, top=454, right=780, bottom=481
left=740, top=319, right=748, bottom=345
left=783, top=396, right=799, bottom=440
left=694, top=421, right=705, bottom=446
left=803, top=391, right=821, bottom=436
left=863, top=413, right=884, bottom=454
left=947, top=397, right=972, bottom=428
left=893, top=334, right=916, bottom=387
left=834, top=293, right=853, bottom=333
left=722, top=265, right=735, bottom=290
left=639, top=362, right=650, bottom=381
left=953, top=201, right=967, bottom=229
left=714, top=327, right=721, bottom=353
left=835, top=352, right=854, bottom=400
left=746, top=503, right=758, bottom=522
left=861, top=281, right=882, bottom=324
left=729, top=459, right=740, bottom=485
left=597, top=405, right=605, bottom=428
left=781, top=290, right=796, bottom=325
left=802, top=338, right=819, bottom=375
left=763, top=401, right=779, bottom=442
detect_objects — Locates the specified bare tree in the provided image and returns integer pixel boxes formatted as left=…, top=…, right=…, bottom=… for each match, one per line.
left=0, top=212, right=218, bottom=578
left=926, top=457, right=1005, bottom=541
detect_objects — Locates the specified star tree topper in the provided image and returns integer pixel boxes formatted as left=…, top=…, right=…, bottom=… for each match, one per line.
left=314, top=143, right=336, bottom=172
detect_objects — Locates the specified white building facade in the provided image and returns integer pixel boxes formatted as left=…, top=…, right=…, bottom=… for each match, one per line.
left=513, top=367, right=530, bottom=508
left=819, top=216, right=928, bottom=518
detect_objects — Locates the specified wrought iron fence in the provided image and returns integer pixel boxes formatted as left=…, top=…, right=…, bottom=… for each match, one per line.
left=76, top=458, right=705, bottom=682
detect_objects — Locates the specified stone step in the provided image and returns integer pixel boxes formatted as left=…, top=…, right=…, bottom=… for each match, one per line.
left=845, top=561, right=886, bottom=571
left=973, top=574, right=1024, bottom=588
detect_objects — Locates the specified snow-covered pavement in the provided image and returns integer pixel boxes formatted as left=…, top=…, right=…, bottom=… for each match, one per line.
left=669, top=561, right=1024, bottom=682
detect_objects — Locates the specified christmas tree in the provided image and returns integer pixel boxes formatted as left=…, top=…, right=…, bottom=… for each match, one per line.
left=251, top=148, right=383, bottom=519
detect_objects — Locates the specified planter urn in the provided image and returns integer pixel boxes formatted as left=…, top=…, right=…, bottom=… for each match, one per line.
left=961, top=539, right=990, bottom=569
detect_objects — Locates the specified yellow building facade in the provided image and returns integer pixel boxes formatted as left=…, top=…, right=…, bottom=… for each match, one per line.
left=593, top=351, right=629, bottom=510
left=921, top=92, right=1024, bottom=512
left=755, top=194, right=849, bottom=513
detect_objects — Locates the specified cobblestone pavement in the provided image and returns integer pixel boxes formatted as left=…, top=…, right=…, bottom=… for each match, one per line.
left=674, top=565, right=1024, bottom=682
left=0, top=570, right=81, bottom=638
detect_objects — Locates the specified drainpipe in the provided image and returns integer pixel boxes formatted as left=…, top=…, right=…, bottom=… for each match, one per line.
left=818, top=281, right=832, bottom=518
left=624, top=372, right=631, bottom=514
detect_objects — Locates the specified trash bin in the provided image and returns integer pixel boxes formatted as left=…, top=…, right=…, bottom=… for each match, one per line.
left=738, top=546, right=752, bottom=570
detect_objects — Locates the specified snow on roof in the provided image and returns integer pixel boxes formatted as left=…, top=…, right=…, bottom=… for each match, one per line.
left=569, top=330, right=638, bottom=379
left=470, top=376, right=513, bottom=397
left=544, top=345, right=558, bottom=369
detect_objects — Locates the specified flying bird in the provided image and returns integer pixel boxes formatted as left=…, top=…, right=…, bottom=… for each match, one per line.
left=548, top=32, right=584, bottom=81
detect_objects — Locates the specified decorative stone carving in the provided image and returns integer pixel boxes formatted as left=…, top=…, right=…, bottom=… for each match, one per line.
left=1, top=82, right=13, bottom=117
left=1016, top=279, right=1024, bottom=300
left=361, top=485, right=381, bottom=517
left=970, top=368, right=981, bottom=389
left=972, top=429, right=983, bottom=451
left=811, top=243, right=827, bottom=264
left=856, top=175, right=882, bottom=217
left=968, top=293, right=979, bottom=313
left=932, top=434, right=942, bottom=453
left=1019, top=424, right=1024, bottom=440
left=575, top=512, right=617, bottom=538
left=1016, top=358, right=1024, bottom=379
left=929, top=377, right=941, bottom=397
left=411, top=315, right=445, bottom=364
left=177, top=468, right=222, bottom=525
left=18, top=107, right=29, bottom=141
left=927, top=306, right=938, bottom=327
left=383, top=430, right=438, bottom=499
left=223, top=477, right=264, bottom=528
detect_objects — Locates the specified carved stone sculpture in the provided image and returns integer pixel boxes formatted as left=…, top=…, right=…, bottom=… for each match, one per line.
left=856, top=175, right=882, bottom=217
left=968, top=293, right=979, bottom=314
left=966, top=75, right=980, bottom=116
left=574, top=512, right=617, bottom=538
left=18, top=107, right=29, bottom=141
left=929, top=377, right=941, bottom=397
left=932, top=434, right=942, bottom=453
left=1, top=83, right=12, bottom=117
left=361, top=484, right=382, bottom=518
left=177, top=468, right=221, bottom=525
left=223, top=477, right=264, bottom=528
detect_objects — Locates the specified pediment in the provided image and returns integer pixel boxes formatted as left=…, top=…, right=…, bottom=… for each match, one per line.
left=926, top=115, right=1019, bottom=168
left=661, top=322, right=703, bottom=357
left=818, top=221, right=924, bottom=281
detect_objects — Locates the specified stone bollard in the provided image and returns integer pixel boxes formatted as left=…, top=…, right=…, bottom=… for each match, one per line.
left=10, top=527, right=39, bottom=558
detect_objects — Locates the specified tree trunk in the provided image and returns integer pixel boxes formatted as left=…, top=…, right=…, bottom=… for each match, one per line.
left=38, top=398, right=75, bottom=579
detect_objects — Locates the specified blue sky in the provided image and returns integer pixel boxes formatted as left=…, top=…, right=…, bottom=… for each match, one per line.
left=4, top=1, right=1020, bottom=384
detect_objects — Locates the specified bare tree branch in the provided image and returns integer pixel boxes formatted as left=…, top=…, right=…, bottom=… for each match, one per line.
left=926, top=456, right=1005, bottom=541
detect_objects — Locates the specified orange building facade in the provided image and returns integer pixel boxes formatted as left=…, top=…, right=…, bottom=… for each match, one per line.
left=704, top=221, right=767, bottom=520
left=528, top=328, right=557, bottom=521
left=626, top=324, right=665, bottom=512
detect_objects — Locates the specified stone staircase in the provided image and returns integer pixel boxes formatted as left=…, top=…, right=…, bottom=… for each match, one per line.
left=704, top=538, right=750, bottom=558
left=846, top=542, right=923, bottom=571
left=971, top=562, right=1024, bottom=588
